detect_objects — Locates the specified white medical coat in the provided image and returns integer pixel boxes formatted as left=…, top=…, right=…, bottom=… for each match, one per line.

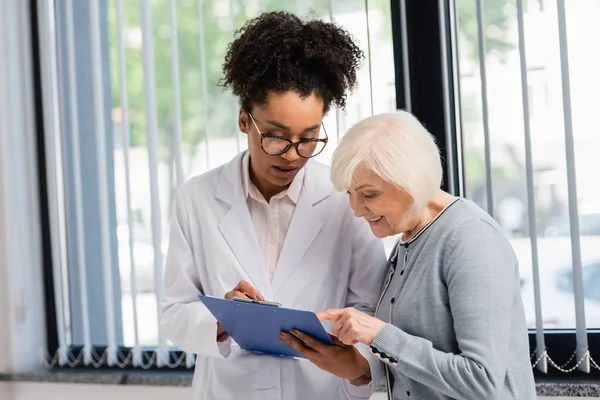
left=159, top=152, right=387, bottom=400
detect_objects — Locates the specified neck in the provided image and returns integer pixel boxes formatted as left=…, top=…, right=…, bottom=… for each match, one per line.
left=248, top=159, right=288, bottom=203
left=403, top=190, right=455, bottom=241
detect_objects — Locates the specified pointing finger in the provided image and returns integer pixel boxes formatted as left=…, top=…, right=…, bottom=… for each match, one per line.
left=317, top=309, right=344, bottom=322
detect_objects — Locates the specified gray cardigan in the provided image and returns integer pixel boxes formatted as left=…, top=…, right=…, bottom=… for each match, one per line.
left=369, top=198, right=536, bottom=400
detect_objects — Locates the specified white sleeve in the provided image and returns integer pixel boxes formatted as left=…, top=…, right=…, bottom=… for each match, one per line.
left=159, top=191, right=231, bottom=358
left=342, top=216, right=388, bottom=399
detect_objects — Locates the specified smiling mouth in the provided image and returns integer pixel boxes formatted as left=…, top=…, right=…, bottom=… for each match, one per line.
left=369, top=216, right=383, bottom=222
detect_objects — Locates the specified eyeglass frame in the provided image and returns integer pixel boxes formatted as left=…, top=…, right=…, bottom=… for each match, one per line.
left=246, top=111, right=329, bottom=159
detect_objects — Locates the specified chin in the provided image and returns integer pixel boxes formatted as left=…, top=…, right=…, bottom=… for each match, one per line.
left=369, top=227, right=389, bottom=239
left=271, top=169, right=300, bottom=183
left=269, top=175, right=294, bottom=187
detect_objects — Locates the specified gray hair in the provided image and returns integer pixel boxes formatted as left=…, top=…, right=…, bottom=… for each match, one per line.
left=330, top=111, right=443, bottom=213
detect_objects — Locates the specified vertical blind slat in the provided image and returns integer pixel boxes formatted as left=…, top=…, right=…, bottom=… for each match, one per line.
left=197, top=0, right=211, bottom=170
left=169, top=0, right=185, bottom=188
left=364, top=0, right=374, bottom=115
left=448, top=0, right=465, bottom=196
left=229, top=0, right=241, bottom=154
left=37, top=0, right=69, bottom=366
left=556, top=0, right=589, bottom=373
left=516, top=0, right=547, bottom=373
left=65, top=0, right=92, bottom=365
left=474, top=0, right=494, bottom=217
left=89, top=0, right=117, bottom=366
left=399, top=0, right=411, bottom=113
left=437, top=0, right=456, bottom=195
left=327, top=0, right=342, bottom=144
left=139, top=0, right=168, bottom=367
left=115, top=0, right=142, bottom=367
left=176, top=0, right=194, bottom=369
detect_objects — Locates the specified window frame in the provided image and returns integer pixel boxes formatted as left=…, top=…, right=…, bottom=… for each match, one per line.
left=34, top=0, right=600, bottom=376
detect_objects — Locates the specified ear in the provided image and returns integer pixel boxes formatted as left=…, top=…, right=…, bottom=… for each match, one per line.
left=238, top=109, right=249, bottom=134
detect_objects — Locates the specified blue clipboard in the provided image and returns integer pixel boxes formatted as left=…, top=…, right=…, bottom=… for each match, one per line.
left=199, top=295, right=333, bottom=358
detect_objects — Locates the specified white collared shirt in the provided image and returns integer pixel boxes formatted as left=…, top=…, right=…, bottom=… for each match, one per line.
left=241, top=152, right=305, bottom=282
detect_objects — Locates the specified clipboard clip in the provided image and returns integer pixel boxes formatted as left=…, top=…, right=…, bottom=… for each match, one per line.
left=233, top=296, right=281, bottom=307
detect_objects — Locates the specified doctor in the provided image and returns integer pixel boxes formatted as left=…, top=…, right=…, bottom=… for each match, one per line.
left=159, top=11, right=387, bottom=400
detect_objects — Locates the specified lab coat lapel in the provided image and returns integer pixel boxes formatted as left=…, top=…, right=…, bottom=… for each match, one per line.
left=271, top=161, right=330, bottom=295
left=215, top=153, right=272, bottom=300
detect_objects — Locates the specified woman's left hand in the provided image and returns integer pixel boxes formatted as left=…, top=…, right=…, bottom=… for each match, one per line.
left=318, top=308, right=387, bottom=346
left=279, top=330, right=370, bottom=380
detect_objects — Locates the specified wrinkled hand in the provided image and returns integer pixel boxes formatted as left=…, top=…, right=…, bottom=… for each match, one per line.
left=279, top=330, right=370, bottom=380
left=216, top=280, right=264, bottom=342
left=318, top=308, right=386, bottom=346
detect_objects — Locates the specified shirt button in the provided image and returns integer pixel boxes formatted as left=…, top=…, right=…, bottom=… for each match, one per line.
left=391, top=298, right=396, bottom=303
left=400, top=270, right=405, bottom=276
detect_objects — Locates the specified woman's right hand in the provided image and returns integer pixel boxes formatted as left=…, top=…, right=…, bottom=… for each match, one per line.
left=216, top=280, right=264, bottom=342
left=318, top=308, right=386, bottom=346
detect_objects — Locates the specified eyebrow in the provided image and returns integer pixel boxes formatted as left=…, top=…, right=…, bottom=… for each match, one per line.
left=353, top=184, right=375, bottom=191
left=264, top=119, right=321, bottom=132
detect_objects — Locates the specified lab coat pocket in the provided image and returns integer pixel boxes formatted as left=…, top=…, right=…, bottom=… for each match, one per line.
left=205, top=345, right=280, bottom=397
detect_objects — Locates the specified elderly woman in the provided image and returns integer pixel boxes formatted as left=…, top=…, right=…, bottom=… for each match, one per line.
left=280, top=111, right=536, bottom=399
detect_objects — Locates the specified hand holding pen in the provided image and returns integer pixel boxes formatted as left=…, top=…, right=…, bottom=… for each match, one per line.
left=216, top=280, right=264, bottom=342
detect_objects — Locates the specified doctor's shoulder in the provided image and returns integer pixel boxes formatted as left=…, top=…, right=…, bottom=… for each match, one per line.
left=172, top=164, right=225, bottom=205
left=306, top=160, right=377, bottom=233
left=305, top=160, right=354, bottom=215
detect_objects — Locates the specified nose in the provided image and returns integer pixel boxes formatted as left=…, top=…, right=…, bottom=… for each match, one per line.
left=280, top=145, right=301, bottom=163
left=348, top=194, right=366, bottom=218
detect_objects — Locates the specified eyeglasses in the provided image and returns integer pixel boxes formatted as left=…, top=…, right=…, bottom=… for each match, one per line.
left=247, top=112, right=328, bottom=159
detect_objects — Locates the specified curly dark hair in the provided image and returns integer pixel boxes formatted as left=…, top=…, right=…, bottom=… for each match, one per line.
left=219, top=12, right=364, bottom=114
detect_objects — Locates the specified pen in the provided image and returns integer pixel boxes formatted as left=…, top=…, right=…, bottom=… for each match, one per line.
left=235, top=294, right=281, bottom=307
